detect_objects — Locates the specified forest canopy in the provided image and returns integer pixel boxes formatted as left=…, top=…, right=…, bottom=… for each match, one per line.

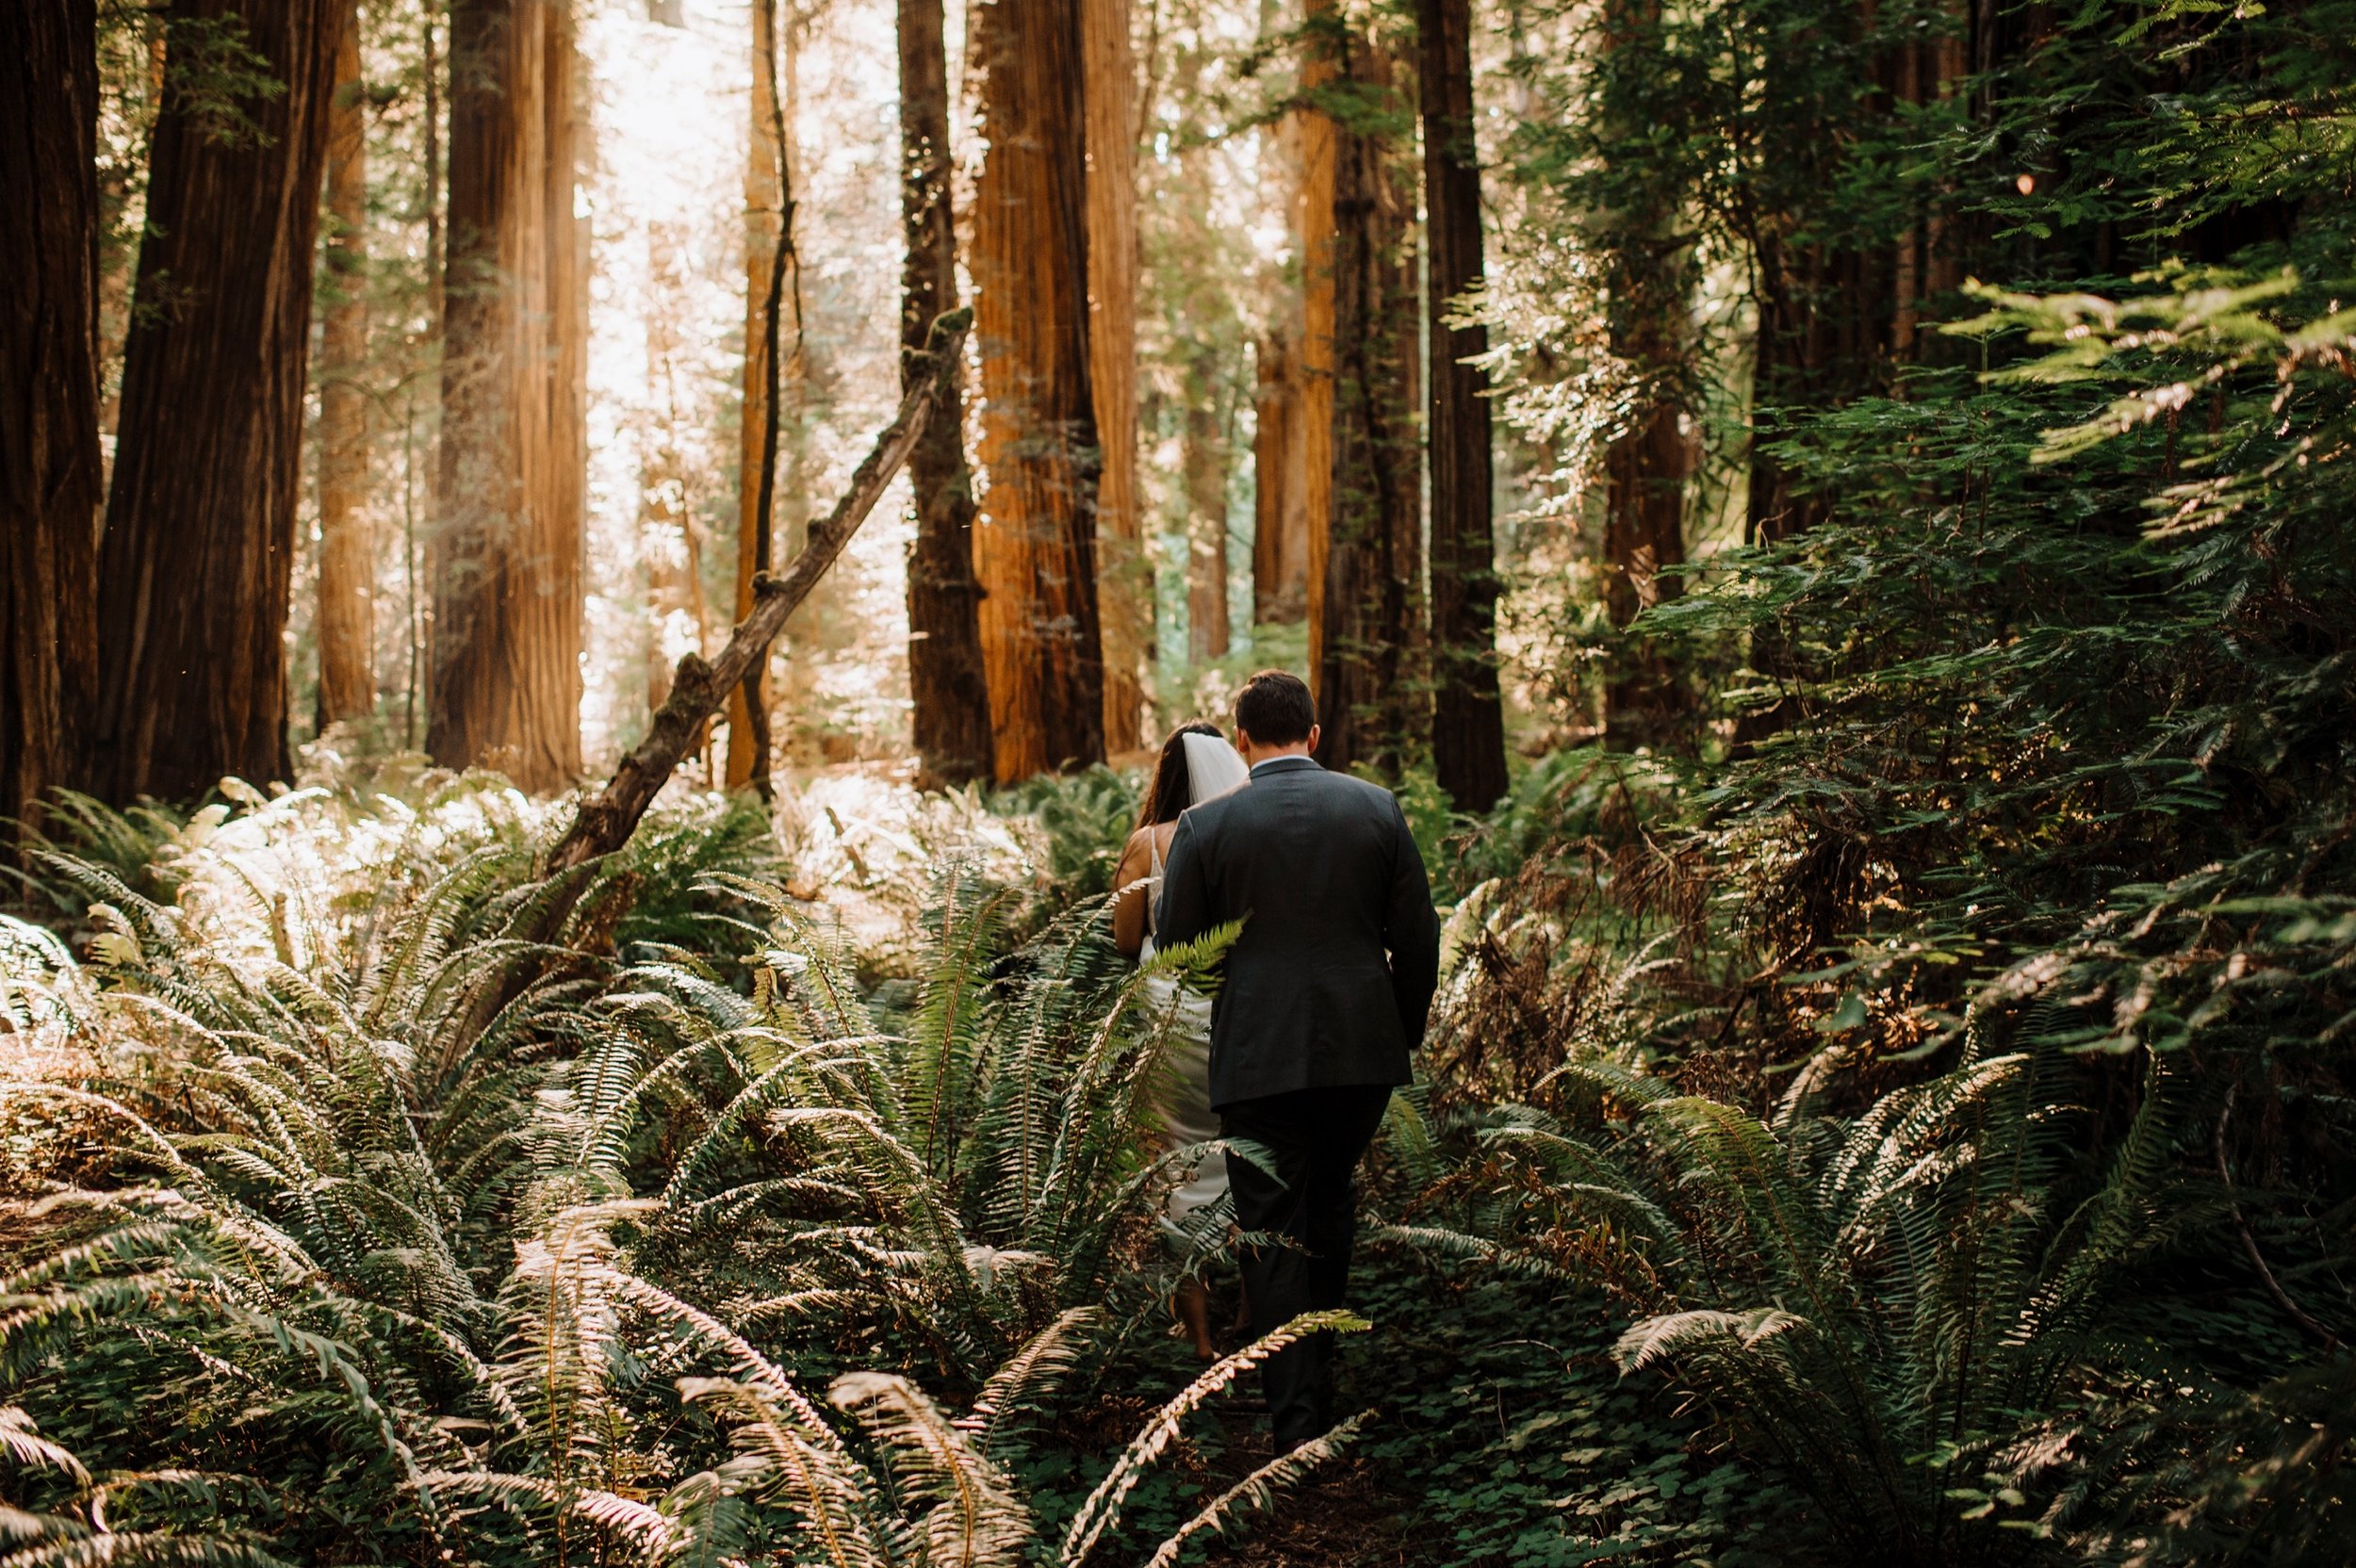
left=2, top=0, right=2354, bottom=1560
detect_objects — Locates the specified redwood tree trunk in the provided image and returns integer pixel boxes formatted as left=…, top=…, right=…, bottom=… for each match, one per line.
left=971, top=0, right=1105, bottom=782
left=1417, top=0, right=1507, bottom=808
left=1296, top=1, right=1336, bottom=674
left=316, top=0, right=374, bottom=728
left=1182, top=354, right=1231, bottom=662
left=1082, top=0, right=1146, bottom=753
left=1, top=0, right=103, bottom=840
left=1251, top=325, right=1311, bottom=625
left=897, top=0, right=992, bottom=785
left=1313, top=18, right=1421, bottom=778
left=94, top=0, right=340, bottom=803
left=430, top=0, right=584, bottom=792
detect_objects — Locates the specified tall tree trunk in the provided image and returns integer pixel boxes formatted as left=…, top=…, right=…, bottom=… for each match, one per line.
left=1595, top=0, right=1692, bottom=752
left=897, top=0, right=991, bottom=785
left=1296, top=0, right=1336, bottom=678
left=1313, top=16, right=1421, bottom=778
left=317, top=0, right=374, bottom=728
left=2, top=0, right=104, bottom=841
left=1417, top=0, right=1506, bottom=807
left=641, top=227, right=707, bottom=766
left=727, top=0, right=794, bottom=792
left=431, top=0, right=584, bottom=792
left=972, top=0, right=1105, bottom=782
left=1599, top=394, right=1689, bottom=743
left=1082, top=0, right=1146, bottom=752
left=1251, top=325, right=1311, bottom=624
left=94, top=0, right=340, bottom=803
left=1183, top=354, right=1231, bottom=662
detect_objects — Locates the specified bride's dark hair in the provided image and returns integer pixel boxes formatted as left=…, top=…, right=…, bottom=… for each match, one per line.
left=1139, top=721, right=1224, bottom=828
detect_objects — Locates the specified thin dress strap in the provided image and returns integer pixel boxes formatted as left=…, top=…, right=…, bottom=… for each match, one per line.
left=1145, top=827, right=1166, bottom=937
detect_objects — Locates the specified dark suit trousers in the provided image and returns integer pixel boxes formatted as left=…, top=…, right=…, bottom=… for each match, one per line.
left=1220, top=1084, right=1392, bottom=1450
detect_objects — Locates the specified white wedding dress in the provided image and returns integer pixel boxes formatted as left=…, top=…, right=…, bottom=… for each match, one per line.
left=1138, top=733, right=1251, bottom=1225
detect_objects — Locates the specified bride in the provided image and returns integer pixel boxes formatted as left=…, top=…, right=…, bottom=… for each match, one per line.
left=1112, top=720, right=1252, bottom=1360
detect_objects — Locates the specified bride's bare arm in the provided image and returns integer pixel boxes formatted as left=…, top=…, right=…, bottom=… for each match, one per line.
left=1111, top=827, right=1153, bottom=957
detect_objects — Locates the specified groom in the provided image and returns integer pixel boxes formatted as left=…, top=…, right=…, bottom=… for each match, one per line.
left=1153, top=669, right=1441, bottom=1452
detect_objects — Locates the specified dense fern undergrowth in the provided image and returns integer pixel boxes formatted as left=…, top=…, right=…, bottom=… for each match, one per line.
left=6, top=290, right=2356, bottom=1563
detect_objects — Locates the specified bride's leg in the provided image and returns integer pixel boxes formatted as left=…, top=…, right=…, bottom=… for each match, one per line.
left=1175, top=1276, right=1216, bottom=1361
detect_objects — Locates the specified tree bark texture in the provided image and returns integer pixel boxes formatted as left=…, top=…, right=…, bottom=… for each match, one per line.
left=1312, top=19, right=1422, bottom=779
left=1, top=0, right=104, bottom=841
left=971, top=0, right=1106, bottom=782
left=1183, top=356, right=1231, bottom=662
left=94, top=0, right=340, bottom=804
left=549, top=309, right=969, bottom=872
left=1082, top=0, right=1146, bottom=753
left=897, top=0, right=992, bottom=785
left=1251, top=325, right=1311, bottom=625
left=1295, top=1, right=1336, bottom=678
left=1416, top=0, right=1507, bottom=808
left=726, top=0, right=792, bottom=791
left=431, top=0, right=585, bottom=792
left=317, top=1, right=374, bottom=728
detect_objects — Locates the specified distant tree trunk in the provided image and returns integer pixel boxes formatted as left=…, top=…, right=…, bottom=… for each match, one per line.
left=971, top=0, right=1105, bottom=782
left=1417, top=0, right=1506, bottom=807
left=316, top=0, right=374, bottom=729
left=1735, top=15, right=1906, bottom=746
left=1596, top=0, right=1692, bottom=753
left=1313, top=16, right=1421, bottom=778
left=1599, top=392, right=1689, bottom=745
left=94, top=0, right=340, bottom=803
left=431, top=0, right=584, bottom=792
left=727, top=0, right=792, bottom=792
left=1082, top=0, right=1146, bottom=753
left=2, top=0, right=104, bottom=841
left=1251, top=326, right=1311, bottom=625
left=897, top=0, right=992, bottom=785
left=1183, top=354, right=1231, bottom=662
left=1296, top=0, right=1336, bottom=677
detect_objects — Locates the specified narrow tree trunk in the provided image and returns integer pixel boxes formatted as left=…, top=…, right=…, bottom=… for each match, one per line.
left=1082, top=0, right=1146, bottom=752
left=1, top=0, right=104, bottom=841
left=1251, top=326, right=1311, bottom=625
left=1183, top=357, right=1231, bottom=662
left=550, top=308, right=968, bottom=871
left=317, top=0, right=374, bottom=728
left=431, top=0, right=584, bottom=792
left=971, top=0, right=1105, bottom=782
left=1313, top=18, right=1421, bottom=778
left=726, top=0, right=790, bottom=792
left=94, top=0, right=340, bottom=803
left=1417, top=0, right=1506, bottom=808
left=898, top=0, right=992, bottom=786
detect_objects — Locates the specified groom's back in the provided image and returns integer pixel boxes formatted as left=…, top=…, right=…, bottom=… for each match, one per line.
left=1156, top=757, right=1440, bottom=1107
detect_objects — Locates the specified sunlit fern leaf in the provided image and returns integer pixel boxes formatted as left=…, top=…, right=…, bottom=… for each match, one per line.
left=672, top=1379, right=898, bottom=1568
left=1058, top=1311, right=1369, bottom=1568
left=960, top=1308, right=1098, bottom=1451
left=899, top=859, right=1018, bottom=1175
left=830, top=1371, right=1034, bottom=1567
left=1138, top=1410, right=1370, bottom=1568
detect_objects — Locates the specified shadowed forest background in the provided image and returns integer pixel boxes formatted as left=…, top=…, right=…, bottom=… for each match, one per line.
left=3, top=0, right=2356, bottom=1561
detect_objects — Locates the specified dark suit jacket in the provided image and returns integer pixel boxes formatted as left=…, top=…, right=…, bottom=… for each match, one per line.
left=1153, top=755, right=1442, bottom=1108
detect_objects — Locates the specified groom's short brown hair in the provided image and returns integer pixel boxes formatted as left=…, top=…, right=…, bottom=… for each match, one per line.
left=1235, top=670, right=1316, bottom=746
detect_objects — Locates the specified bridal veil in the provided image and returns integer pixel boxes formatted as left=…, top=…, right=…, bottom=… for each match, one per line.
left=1180, top=730, right=1252, bottom=808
